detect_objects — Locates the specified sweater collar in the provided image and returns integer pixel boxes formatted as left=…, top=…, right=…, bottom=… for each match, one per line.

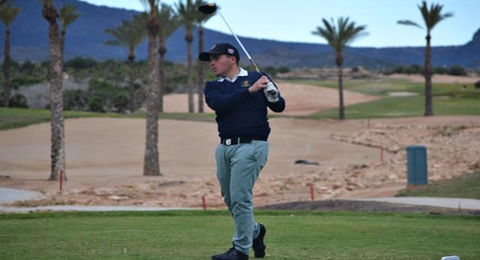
left=218, top=68, right=248, bottom=82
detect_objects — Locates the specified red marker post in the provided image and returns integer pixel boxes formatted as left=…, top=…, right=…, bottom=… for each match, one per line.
left=202, top=196, right=207, bottom=210
left=59, top=170, right=63, bottom=192
left=310, top=185, right=315, bottom=202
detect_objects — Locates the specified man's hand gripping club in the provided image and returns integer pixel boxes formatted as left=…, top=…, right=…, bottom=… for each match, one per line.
left=249, top=76, right=279, bottom=103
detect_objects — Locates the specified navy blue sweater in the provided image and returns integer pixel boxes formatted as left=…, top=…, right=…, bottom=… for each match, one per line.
left=204, top=71, right=286, bottom=140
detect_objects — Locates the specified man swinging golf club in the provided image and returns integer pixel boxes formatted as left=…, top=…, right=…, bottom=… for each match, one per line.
left=198, top=3, right=285, bottom=259
left=199, top=42, right=285, bottom=260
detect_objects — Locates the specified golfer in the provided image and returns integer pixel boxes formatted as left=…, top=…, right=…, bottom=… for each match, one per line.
left=199, top=43, right=286, bottom=260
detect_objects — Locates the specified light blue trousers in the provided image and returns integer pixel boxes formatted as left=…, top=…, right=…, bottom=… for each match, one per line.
left=215, top=140, right=269, bottom=255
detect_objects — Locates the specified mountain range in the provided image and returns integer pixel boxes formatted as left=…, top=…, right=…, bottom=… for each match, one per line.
left=1, top=0, right=479, bottom=69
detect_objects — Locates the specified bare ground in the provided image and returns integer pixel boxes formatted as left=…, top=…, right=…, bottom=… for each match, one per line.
left=1, top=76, right=479, bottom=212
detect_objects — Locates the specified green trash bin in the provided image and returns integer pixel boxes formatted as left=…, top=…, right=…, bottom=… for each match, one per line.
left=406, top=145, right=428, bottom=185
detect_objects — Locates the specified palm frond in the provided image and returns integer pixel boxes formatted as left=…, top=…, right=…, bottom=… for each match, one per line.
left=0, top=4, right=21, bottom=27
left=399, top=1, right=453, bottom=31
left=397, top=20, right=423, bottom=29
left=158, top=3, right=180, bottom=41
left=59, top=5, right=80, bottom=29
left=312, top=16, right=367, bottom=53
left=104, top=17, right=147, bottom=52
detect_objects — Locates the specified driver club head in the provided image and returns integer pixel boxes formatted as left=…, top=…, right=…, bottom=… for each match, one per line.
left=198, top=3, right=218, bottom=14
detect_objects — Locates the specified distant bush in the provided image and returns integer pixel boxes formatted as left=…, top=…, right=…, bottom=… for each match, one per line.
left=10, top=77, right=44, bottom=89
left=85, top=79, right=131, bottom=113
left=263, top=66, right=278, bottom=77
left=384, top=64, right=468, bottom=76
left=65, top=57, right=98, bottom=70
left=9, top=93, right=28, bottom=108
left=64, top=89, right=88, bottom=111
left=88, top=96, right=105, bottom=113
left=447, top=65, right=467, bottom=76
left=19, top=60, right=37, bottom=73
left=112, top=94, right=129, bottom=113
left=277, top=66, right=290, bottom=74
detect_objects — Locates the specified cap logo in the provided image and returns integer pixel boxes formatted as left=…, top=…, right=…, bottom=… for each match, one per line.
left=227, top=48, right=235, bottom=55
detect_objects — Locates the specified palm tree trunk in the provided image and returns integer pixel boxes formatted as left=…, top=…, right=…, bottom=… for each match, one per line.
left=424, top=34, right=433, bottom=116
left=143, top=25, right=161, bottom=176
left=60, top=30, right=65, bottom=73
left=197, top=26, right=205, bottom=113
left=187, top=39, right=194, bottom=113
left=158, top=43, right=166, bottom=113
left=47, top=15, right=66, bottom=181
left=336, top=53, right=345, bottom=120
left=128, top=53, right=136, bottom=112
left=2, top=29, right=10, bottom=107
left=338, top=65, right=345, bottom=120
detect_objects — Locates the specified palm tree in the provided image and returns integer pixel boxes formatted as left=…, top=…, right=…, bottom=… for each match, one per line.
left=42, top=0, right=65, bottom=181
left=59, top=5, right=80, bottom=71
left=398, top=1, right=453, bottom=116
left=312, top=17, right=366, bottom=120
left=140, top=0, right=161, bottom=176
left=194, top=0, right=212, bottom=113
left=157, top=3, right=180, bottom=112
left=175, top=0, right=196, bottom=113
left=105, top=15, right=147, bottom=112
left=0, top=4, right=20, bottom=107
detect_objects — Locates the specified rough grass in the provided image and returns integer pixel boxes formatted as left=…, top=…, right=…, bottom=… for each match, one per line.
left=398, top=170, right=480, bottom=199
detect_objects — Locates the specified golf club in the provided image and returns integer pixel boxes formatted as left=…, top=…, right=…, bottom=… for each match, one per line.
left=199, top=3, right=279, bottom=102
left=198, top=3, right=260, bottom=72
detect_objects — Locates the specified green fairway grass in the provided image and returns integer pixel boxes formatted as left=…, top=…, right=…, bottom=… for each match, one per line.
left=0, top=211, right=479, bottom=259
left=289, top=78, right=480, bottom=119
left=309, top=94, right=480, bottom=119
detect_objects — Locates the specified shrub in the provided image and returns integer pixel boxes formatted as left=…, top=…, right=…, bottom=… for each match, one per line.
left=112, top=94, right=129, bottom=113
left=65, top=57, right=98, bottom=70
left=9, top=93, right=28, bottom=108
left=277, top=66, right=290, bottom=74
left=263, top=66, right=277, bottom=77
left=19, top=60, right=37, bottom=73
left=64, top=89, right=88, bottom=111
left=448, top=65, right=467, bottom=76
left=88, top=96, right=105, bottom=113
left=10, top=77, right=44, bottom=89
left=475, top=80, right=480, bottom=90
left=86, top=79, right=131, bottom=113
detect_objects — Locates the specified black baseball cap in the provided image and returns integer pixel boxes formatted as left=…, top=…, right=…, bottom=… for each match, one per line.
left=199, top=43, right=240, bottom=62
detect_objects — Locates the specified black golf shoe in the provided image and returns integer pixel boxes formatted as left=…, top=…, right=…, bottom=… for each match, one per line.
left=252, top=224, right=266, bottom=258
left=211, top=247, right=249, bottom=260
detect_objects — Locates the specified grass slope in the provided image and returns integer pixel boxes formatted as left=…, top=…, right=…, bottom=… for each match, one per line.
left=398, top=170, right=480, bottom=199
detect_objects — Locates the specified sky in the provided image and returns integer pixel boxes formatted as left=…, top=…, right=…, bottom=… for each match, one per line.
left=78, top=0, right=479, bottom=48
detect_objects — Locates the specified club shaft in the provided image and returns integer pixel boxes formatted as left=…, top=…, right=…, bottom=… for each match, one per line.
left=217, top=11, right=260, bottom=72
